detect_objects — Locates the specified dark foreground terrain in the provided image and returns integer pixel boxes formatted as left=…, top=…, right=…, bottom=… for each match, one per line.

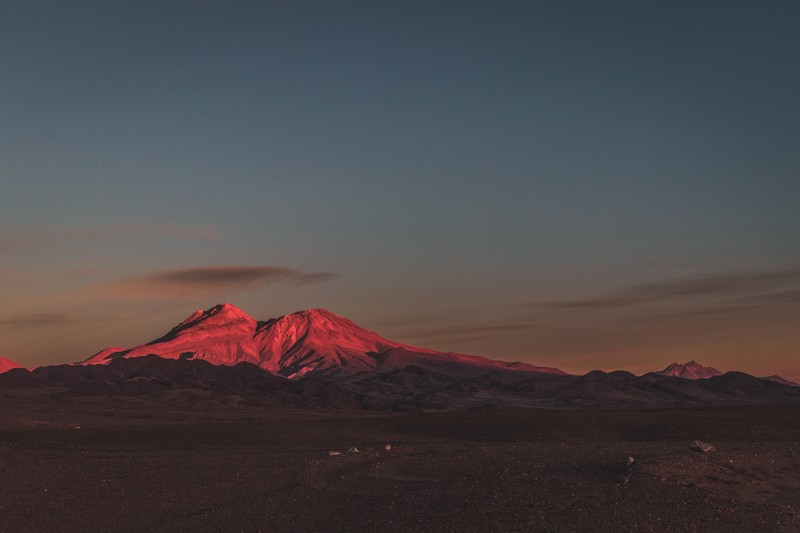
left=0, top=403, right=798, bottom=532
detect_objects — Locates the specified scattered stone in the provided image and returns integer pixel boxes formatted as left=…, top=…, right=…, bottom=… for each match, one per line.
left=626, top=456, right=635, bottom=466
left=384, top=444, right=392, bottom=451
left=690, top=440, right=716, bottom=453
left=74, top=426, right=81, bottom=430
left=328, top=451, right=341, bottom=457
left=346, top=447, right=359, bottom=454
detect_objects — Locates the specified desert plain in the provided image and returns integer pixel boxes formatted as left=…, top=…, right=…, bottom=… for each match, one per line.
left=0, top=398, right=798, bottom=532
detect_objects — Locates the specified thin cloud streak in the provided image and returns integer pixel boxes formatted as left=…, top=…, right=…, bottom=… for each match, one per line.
left=0, top=313, right=74, bottom=328
left=541, top=267, right=800, bottom=310
left=413, top=323, right=538, bottom=339
left=0, top=224, right=219, bottom=255
left=287, top=272, right=341, bottom=286
left=405, top=323, right=539, bottom=345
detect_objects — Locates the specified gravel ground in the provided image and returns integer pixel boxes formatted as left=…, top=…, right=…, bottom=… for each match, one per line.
left=0, top=405, right=798, bottom=532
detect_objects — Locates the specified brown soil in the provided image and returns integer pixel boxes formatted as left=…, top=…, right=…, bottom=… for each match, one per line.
left=0, top=405, right=798, bottom=532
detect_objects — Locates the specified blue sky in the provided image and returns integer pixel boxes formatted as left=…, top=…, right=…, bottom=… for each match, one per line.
left=2, top=1, right=799, bottom=378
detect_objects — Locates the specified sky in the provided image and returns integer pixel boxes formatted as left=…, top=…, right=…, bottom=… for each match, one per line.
left=2, top=1, right=799, bottom=379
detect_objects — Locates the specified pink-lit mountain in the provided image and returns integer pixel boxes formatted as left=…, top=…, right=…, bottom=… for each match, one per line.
left=656, top=360, right=723, bottom=380
left=82, top=303, right=565, bottom=379
left=0, top=356, right=22, bottom=374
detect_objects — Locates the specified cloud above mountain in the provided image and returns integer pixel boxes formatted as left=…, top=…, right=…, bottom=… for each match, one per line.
left=106, top=265, right=338, bottom=299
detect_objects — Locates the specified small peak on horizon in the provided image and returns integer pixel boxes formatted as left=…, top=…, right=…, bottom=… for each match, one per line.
left=656, top=359, right=722, bottom=379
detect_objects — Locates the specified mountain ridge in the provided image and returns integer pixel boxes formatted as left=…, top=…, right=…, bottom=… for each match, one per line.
left=3, top=355, right=799, bottom=411
left=82, top=303, right=565, bottom=379
left=762, top=374, right=800, bottom=387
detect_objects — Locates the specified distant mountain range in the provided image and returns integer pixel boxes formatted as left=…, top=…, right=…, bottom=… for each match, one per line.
left=0, top=304, right=797, bottom=410
left=1, top=355, right=798, bottom=411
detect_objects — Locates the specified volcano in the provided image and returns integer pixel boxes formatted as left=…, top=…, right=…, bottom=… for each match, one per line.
left=0, top=356, right=22, bottom=374
left=656, top=360, right=723, bottom=380
left=82, top=303, right=565, bottom=379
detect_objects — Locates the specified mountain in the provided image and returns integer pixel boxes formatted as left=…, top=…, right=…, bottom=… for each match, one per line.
left=0, top=356, right=22, bottom=374
left=655, top=360, right=723, bottom=380
left=82, top=303, right=565, bottom=379
left=761, top=375, right=800, bottom=387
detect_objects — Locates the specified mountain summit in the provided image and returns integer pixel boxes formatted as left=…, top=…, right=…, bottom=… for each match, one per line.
left=176, top=302, right=256, bottom=328
left=656, top=360, right=723, bottom=380
left=83, top=304, right=564, bottom=379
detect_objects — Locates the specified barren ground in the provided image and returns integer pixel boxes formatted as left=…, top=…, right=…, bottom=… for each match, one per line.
left=0, top=403, right=798, bottom=532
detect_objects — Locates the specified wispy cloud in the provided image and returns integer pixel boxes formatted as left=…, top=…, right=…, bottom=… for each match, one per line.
left=0, top=224, right=218, bottom=255
left=105, top=265, right=340, bottom=299
left=406, top=322, right=539, bottom=344
left=541, top=267, right=800, bottom=310
left=107, top=266, right=293, bottom=298
left=0, top=312, right=74, bottom=328
left=286, top=272, right=341, bottom=286
left=413, top=323, right=538, bottom=339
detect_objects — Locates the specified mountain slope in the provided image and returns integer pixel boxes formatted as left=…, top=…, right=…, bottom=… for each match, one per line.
left=84, top=304, right=263, bottom=368
left=82, top=304, right=565, bottom=379
left=656, top=360, right=723, bottom=380
left=0, top=356, right=22, bottom=374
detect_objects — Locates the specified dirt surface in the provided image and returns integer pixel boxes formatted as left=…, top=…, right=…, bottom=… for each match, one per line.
left=0, top=405, right=798, bottom=532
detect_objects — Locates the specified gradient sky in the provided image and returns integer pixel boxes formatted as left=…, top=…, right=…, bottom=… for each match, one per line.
left=2, top=1, right=799, bottom=379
